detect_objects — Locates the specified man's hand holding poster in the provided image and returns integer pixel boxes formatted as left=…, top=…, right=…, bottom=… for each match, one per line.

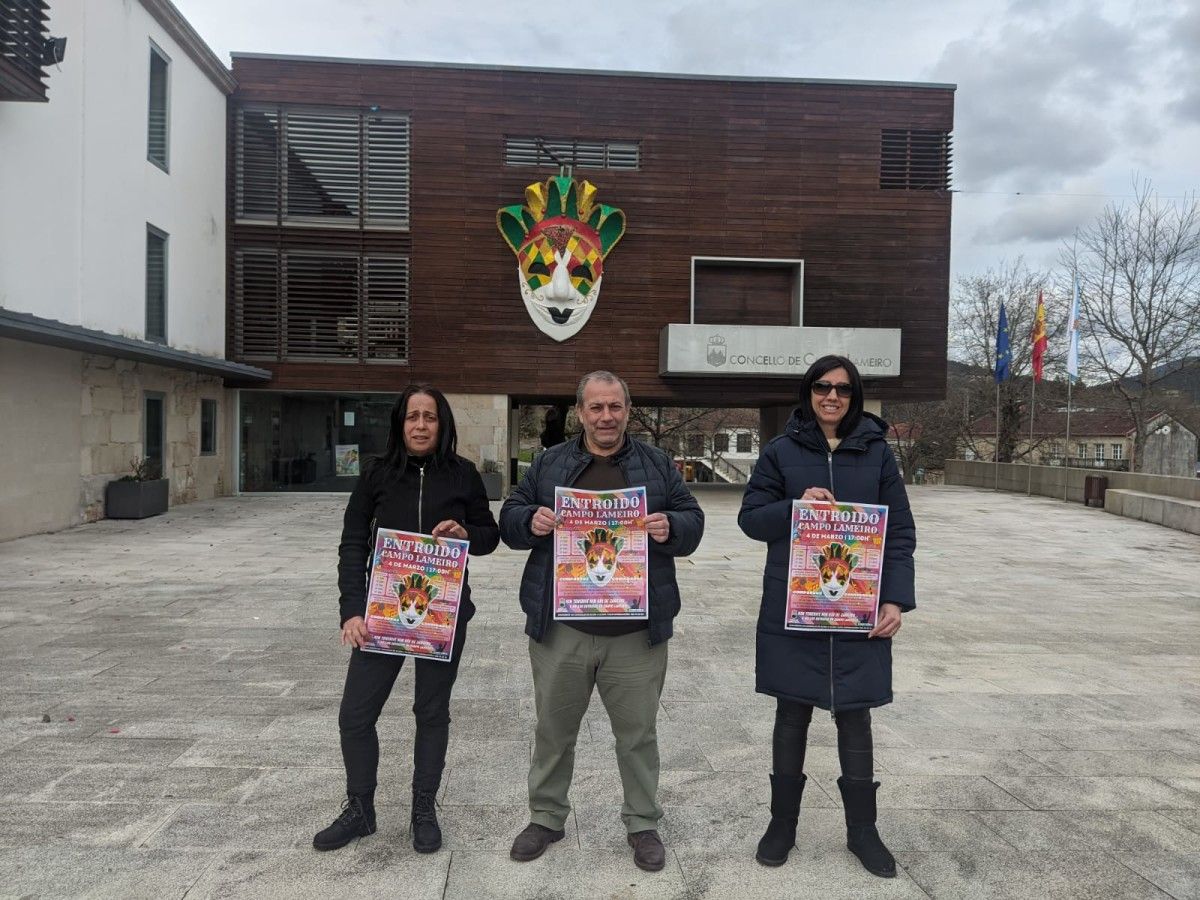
left=363, top=528, right=469, bottom=661
left=553, top=486, right=649, bottom=619
left=786, top=500, right=888, bottom=633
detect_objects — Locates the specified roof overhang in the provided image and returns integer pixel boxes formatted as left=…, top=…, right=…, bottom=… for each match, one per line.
left=230, top=53, right=957, bottom=92
left=139, top=0, right=236, bottom=94
left=0, top=308, right=271, bottom=382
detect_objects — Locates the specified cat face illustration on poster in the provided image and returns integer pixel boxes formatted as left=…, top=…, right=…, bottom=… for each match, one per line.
left=579, top=527, right=624, bottom=587
left=497, top=176, right=626, bottom=342
left=392, top=572, right=439, bottom=628
left=816, top=542, right=858, bottom=602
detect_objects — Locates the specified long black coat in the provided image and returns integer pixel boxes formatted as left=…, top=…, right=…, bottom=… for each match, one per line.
left=738, top=411, right=916, bottom=711
left=500, top=434, right=705, bottom=646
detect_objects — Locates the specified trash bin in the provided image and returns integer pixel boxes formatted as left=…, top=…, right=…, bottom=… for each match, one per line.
left=1083, top=474, right=1108, bottom=508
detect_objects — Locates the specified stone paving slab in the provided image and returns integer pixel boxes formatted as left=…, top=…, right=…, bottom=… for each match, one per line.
left=0, top=485, right=1197, bottom=898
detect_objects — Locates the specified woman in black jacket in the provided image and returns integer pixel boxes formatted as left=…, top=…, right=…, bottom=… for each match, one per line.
left=739, top=355, right=916, bottom=878
left=313, top=384, right=500, bottom=855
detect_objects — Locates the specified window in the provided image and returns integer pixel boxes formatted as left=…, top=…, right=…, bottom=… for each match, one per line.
left=736, top=433, right=752, bottom=453
left=235, top=105, right=410, bottom=227
left=1050, top=442, right=1063, bottom=459
left=1076, top=442, right=1087, bottom=459
left=880, top=129, right=952, bottom=190
left=686, top=434, right=704, bottom=456
left=145, top=225, right=168, bottom=343
left=504, top=137, right=640, bottom=171
left=1094, top=443, right=1105, bottom=460
left=233, top=249, right=409, bottom=362
left=1111, top=443, right=1124, bottom=460
left=713, top=433, right=729, bottom=453
left=144, top=392, right=165, bottom=478
left=147, top=45, right=170, bottom=170
left=200, top=399, right=217, bottom=455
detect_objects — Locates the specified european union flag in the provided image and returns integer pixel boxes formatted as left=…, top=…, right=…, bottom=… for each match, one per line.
left=995, top=302, right=1011, bottom=383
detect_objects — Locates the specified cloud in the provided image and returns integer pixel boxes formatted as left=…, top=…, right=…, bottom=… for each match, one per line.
left=931, top=1, right=1168, bottom=190
left=976, top=191, right=1109, bottom=244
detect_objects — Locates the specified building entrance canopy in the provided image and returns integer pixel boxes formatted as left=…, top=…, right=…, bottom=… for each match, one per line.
left=659, top=324, right=901, bottom=378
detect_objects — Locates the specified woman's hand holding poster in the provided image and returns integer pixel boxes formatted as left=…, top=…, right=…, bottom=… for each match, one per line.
left=553, top=486, right=649, bottom=620
left=363, top=528, right=468, bottom=661
left=786, top=500, right=888, bottom=633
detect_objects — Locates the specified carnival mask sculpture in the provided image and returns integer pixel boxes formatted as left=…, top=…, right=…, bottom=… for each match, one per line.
left=497, top=176, right=626, bottom=341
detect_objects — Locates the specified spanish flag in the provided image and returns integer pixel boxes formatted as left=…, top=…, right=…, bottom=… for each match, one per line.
left=1031, top=291, right=1048, bottom=382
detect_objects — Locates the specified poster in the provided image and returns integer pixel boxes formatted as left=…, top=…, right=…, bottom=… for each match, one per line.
left=553, top=486, right=649, bottom=620
left=362, top=528, right=469, bottom=661
left=335, top=444, right=360, bottom=476
left=785, top=500, right=888, bottom=633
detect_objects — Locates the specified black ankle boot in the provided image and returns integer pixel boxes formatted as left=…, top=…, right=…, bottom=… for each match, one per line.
left=755, top=773, right=806, bottom=866
left=411, top=788, right=442, bottom=853
left=837, top=777, right=896, bottom=878
left=313, top=795, right=376, bottom=851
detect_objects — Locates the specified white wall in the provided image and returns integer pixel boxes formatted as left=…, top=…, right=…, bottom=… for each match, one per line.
left=0, top=0, right=227, bottom=357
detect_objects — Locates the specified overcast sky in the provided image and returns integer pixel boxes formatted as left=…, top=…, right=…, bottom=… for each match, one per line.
left=177, top=0, right=1199, bottom=285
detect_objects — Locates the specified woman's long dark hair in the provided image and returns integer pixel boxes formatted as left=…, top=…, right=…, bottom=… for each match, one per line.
left=797, top=355, right=865, bottom=439
left=378, top=383, right=459, bottom=471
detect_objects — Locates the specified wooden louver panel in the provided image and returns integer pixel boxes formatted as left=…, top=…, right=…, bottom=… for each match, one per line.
left=363, top=257, right=410, bottom=362
left=236, top=108, right=280, bottom=220
left=365, top=116, right=410, bottom=225
left=504, top=137, right=640, bottom=171
left=233, top=249, right=280, bottom=359
left=235, top=106, right=410, bottom=226
left=283, top=252, right=360, bottom=359
left=0, top=1, right=49, bottom=85
left=880, top=129, right=952, bottom=191
left=284, top=111, right=361, bottom=221
left=233, top=250, right=410, bottom=363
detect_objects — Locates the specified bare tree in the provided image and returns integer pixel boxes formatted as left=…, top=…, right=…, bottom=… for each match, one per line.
left=1062, top=179, right=1200, bottom=471
left=949, top=259, right=1065, bottom=462
left=628, top=406, right=713, bottom=454
left=883, top=395, right=966, bottom=479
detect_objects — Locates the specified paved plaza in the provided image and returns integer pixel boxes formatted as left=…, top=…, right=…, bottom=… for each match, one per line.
left=1, top=485, right=1199, bottom=899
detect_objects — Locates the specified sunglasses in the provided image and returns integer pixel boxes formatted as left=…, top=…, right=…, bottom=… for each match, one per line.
left=812, top=380, right=853, bottom=399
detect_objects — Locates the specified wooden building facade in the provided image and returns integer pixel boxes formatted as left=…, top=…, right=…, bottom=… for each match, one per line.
left=225, top=55, right=955, bottom=490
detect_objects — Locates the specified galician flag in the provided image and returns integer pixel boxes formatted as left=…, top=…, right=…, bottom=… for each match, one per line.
left=1066, top=276, right=1080, bottom=383
left=1031, top=291, right=1048, bottom=382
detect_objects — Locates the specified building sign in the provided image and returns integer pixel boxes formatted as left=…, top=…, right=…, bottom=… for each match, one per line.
left=660, top=324, right=901, bottom=377
left=497, top=176, right=626, bottom=342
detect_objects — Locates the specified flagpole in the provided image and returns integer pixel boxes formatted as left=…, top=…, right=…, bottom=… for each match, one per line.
left=1064, top=376, right=1073, bottom=502
left=994, top=383, right=1001, bottom=491
left=1027, top=376, right=1036, bottom=495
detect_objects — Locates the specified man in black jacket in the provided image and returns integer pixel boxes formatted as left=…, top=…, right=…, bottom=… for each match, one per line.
left=500, top=371, right=704, bottom=872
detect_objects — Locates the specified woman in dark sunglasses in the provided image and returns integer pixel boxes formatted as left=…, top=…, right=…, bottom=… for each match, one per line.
left=738, top=354, right=916, bottom=878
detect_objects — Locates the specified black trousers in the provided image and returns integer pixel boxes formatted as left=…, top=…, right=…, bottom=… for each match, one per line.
left=338, top=622, right=468, bottom=798
left=772, top=698, right=874, bottom=781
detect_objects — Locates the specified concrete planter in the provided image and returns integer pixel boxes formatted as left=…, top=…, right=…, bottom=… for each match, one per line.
left=481, top=472, right=503, bottom=501
left=105, top=478, right=169, bottom=519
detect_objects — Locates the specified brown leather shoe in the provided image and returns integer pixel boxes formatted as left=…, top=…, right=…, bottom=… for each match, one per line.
left=627, top=829, right=666, bottom=872
left=509, top=822, right=565, bottom=861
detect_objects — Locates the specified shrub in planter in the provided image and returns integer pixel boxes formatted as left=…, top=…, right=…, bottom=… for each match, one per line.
left=106, top=457, right=169, bottom=519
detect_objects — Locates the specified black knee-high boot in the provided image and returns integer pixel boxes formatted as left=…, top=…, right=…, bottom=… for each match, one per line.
left=757, top=699, right=812, bottom=866
left=837, top=777, right=896, bottom=878
left=755, top=773, right=807, bottom=866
